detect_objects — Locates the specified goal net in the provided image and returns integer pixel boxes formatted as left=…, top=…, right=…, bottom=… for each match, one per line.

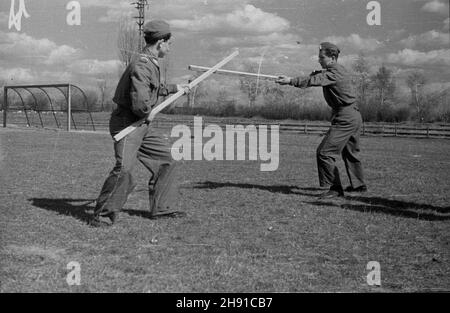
left=2, top=83, right=96, bottom=131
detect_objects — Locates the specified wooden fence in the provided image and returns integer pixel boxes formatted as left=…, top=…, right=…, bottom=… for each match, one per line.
left=3, top=111, right=450, bottom=139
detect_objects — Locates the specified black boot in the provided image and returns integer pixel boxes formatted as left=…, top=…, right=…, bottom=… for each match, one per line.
left=88, top=212, right=117, bottom=227
left=319, top=186, right=344, bottom=199
left=345, top=185, right=368, bottom=192
left=88, top=215, right=111, bottom=228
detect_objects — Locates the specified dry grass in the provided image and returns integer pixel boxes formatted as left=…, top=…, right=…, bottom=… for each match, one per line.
left=0, top=125, right=449, bottom=292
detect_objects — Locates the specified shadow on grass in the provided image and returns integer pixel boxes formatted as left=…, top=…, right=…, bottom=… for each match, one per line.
left=308, top=195, right=450, bottom=221
left=29, top=198, right=95, bottom=223
left=187, top=181, right=324, bottom=196
left=121, top=209, right=152, bottom=219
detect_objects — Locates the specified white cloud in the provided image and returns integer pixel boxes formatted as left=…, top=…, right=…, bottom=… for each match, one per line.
left=98, top=3, right=135, bottom=23
left=0, top=66, right=77, bottom=85
left=1, top=32, right=54, bottom=56
left=170, top=4, right=290, bottom=34
left=78, top=0, right=246, bottom=23
left=0, top=67, right=34, bottom=83
left=421, top=0, right=449, bottom=14
left=46, top=45, right=80, bottom=65
left=0, top=30, right=123, bottom=85
left=153, top=0, right=245, bottom=16
left=337, top=54, right=359, bottom=69
left=78, top=0, right=118, bottom=5
left=77, top=0, right=140, bottom=22
left=0, top=31, right=81, bottom=66
left=228, top=43, right=319, bottom=76
left=77, top=0, right=130, bottom=9
left=400, top=30, right=450, bottom=49
left=206, top=32, right=300, bottom=49
left=387, top=48, right=450, bottom=67
left=68, top=59, right=122, bottom=76
left=322, top=34, right=383, bottom=52
left=38, top=70, right=74, bottom=83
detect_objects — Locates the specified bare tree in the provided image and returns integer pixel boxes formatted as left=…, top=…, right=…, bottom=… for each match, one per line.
left=117, top=18, right=140, bottom=68
left=239, top=63, right=259, bottom=107
left=371, top=65, right=396, bottom=107
left=97, top=78, right=107, bottom=111
left=406, top=71, right=427, bottom=122
left=352, top=51, right=371, bottom=107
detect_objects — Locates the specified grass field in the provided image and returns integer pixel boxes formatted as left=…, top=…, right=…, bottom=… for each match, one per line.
left=0, top=124, right=449, bottom=292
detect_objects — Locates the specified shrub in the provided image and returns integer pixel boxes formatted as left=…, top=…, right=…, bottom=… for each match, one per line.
left=392, top=106, right=411, bottom=122
left=439, top=110, right=450, bottom=123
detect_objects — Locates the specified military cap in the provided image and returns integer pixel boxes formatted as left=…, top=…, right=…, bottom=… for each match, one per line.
left=143, top=20, right=171, bottom=40
left=319, top=42, right=340, bottom=55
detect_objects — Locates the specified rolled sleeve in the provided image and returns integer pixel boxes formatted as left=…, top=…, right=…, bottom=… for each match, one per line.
left=290, top=76, right=309, bottom=88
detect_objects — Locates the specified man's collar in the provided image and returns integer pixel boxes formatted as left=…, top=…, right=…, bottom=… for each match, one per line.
left=141, top=47, right=159, bottom=66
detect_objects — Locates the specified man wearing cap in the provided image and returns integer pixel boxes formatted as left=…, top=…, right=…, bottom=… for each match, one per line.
left=90, top=20, right=190, bottom=227
left=276, top=42, right=367, bottom=198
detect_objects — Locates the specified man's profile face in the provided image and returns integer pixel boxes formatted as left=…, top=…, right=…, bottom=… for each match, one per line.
left=318, top=50, right=333, bottom=69
left=158, top=39, right=171, bottom=58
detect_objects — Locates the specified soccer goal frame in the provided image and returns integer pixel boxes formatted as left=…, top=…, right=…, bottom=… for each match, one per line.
left=2, top=83, right=95, bottom=131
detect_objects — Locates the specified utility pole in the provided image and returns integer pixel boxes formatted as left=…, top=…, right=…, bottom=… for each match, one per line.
left=132, top=0, right=149, bottom=52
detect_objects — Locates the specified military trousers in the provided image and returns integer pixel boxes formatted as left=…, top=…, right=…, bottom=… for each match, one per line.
left=94, top=108, right=178, bottom=217
left=316, top=105, right=366, bottom=190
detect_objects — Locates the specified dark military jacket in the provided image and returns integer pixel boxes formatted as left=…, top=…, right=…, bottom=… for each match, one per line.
left=290, top=63, right=356, bottom=111
left=112, top=51, right=177, bottom=119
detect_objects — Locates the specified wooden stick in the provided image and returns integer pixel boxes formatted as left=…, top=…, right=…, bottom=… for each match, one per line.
left=113, top=50, right=239, bottom=142
left=188, top=65, right=280, bottom=81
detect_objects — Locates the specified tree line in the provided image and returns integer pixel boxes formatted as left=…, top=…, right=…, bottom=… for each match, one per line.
left=178, top=53, right=449, bottom=123
left=1, top=20, right=448, bottom=124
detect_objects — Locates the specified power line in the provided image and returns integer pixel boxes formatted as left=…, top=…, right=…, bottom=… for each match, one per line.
left=131, top=0, right=149, bottom=52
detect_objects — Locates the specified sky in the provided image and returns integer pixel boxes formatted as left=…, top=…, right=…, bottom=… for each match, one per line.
left=0, top=0, right=449, bottom=94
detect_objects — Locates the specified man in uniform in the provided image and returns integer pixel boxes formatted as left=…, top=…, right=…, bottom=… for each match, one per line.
left=90, top=20, right=189, bottom=227
left=276, top=42, right=367, bottom=198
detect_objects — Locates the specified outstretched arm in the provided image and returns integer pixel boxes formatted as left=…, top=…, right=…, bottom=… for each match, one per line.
left=276, top=69, right=337, bottom=89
